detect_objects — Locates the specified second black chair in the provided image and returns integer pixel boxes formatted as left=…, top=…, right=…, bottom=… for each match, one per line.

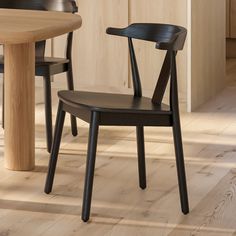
left=0, top=0, right=78, bottom=152
left=45, top=23, right=189, bottom=222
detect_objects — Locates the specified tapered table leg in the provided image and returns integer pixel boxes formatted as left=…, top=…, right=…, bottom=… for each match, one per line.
left=4, top=43, right=35, bottom=171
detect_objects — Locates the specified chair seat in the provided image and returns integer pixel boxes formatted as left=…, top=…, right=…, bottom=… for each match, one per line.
left=0, top=55, right=69, bottom=76
left=35, top=57, right=69, bottom=66
left=58, top=90, right=171, bottom=114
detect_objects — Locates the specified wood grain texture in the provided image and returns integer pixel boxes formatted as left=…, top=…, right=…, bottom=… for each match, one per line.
left=53, top=0, right=188, bottom=107
left=0, top=69, right=236, bottom=234
left=51, top=0, right=226, bottom=112
left=4, top=43, right=35, bottom=170
left=0, top=9, right=82, bottom=44
left=53, top=0, right=128, bottom=90
left=168, top=169, right=236, bottom=235
left=129, top=0, right=188, bottom=104
left=191, top=0, right=226, bottom=110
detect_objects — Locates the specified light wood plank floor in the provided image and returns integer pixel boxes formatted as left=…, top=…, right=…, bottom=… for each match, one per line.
left=0, top=69, right=236, bottom=235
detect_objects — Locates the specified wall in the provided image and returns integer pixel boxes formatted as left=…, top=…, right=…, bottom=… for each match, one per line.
left=50, top=0, right=189, bottom=108
left=129, top=0, right=188, bottom=104
left=191, top=0, right=226, bottom=110
left=35, top=0, right=226, bottom=112
left=52, top=0, right=129, bottom=93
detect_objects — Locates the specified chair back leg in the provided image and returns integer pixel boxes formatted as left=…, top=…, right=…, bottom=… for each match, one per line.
left=66, top=69, right=78, bottom=136
left=136, top=126, right=146, bottom=189
left=43, top=76, right=53, bottom=153
left=82, top=111, right=99, bottom=222
left=45, top=101, right=66, bottom=194
left=172, top=112, right=189, bottom=214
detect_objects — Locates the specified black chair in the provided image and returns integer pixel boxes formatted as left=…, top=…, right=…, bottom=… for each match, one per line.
left=44, top=23, right=189, bottom=222
left=0, top=0, right=78, bottom=152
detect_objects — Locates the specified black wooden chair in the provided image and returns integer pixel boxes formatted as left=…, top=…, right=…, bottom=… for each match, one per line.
left=44, top=23, right=189, bottom=222
left=0, top=0, right=78, bottom=152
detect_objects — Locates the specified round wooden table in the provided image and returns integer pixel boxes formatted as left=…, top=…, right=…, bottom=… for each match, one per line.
left=0, top=9, right=82, bottom=171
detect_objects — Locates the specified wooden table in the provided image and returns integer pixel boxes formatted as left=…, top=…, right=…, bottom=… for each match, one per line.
left=0, top=9, right=82, bottom=171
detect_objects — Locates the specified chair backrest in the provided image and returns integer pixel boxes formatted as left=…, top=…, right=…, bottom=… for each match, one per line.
left=106, top=23, right=187, bottom=110
left=0, top=0, right=78, bottom=12
left=0, top=0, right=78, bottom=58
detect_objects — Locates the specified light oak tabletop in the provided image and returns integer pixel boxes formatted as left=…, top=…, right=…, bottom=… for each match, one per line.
left=1, top=8, right=82, bottom=170
left=0, top=9, right=82, bottom=44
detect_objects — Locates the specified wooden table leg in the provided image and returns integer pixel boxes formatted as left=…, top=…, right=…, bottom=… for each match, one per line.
left=4, top=43, right=35, bottom=171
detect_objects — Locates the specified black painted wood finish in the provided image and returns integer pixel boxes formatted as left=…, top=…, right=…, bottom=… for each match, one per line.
left=45, top=23, right=189, bottom=222
left=0, top=0, right=78, bottom=152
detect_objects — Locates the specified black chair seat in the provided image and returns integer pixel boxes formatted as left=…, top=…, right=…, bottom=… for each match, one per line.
left=35, top=57, right=70, bottom=76
left=58, top=90, right=171, bottom=114
left=36, top=57, right=69, bottom=66
left=0, top=55, right=69, bottom=75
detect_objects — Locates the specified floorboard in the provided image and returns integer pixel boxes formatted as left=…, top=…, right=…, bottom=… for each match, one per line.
left=0, top=62, right=235, bottom=235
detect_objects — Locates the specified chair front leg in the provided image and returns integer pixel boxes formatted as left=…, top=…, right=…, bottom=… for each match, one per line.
left=136, top=126, right=146, bottom=189
left=66, top=67, right=78, bottom=137
left=45, top=101, right=66, bottom=194
left=172, top=113, right=189, bottom=214
left=82, top=112, right=99, bottom=222
left=43, top=76, right=53, bottom=153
